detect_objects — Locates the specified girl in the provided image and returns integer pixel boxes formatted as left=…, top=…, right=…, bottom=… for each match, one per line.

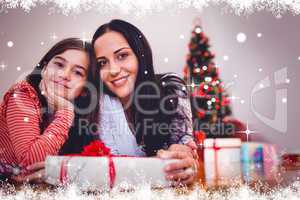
left=0, top=38, right=99, bottom=181
left=92, top=19, right=198, bottom=185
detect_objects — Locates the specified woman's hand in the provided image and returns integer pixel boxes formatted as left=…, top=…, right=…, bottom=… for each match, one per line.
left=157, top=144, right=199, bottom=186
left=39, top=79, right=74, bottom=112
left=169, top=142, right=198, bottom=160
left=11, top=162, right=45, bottom=184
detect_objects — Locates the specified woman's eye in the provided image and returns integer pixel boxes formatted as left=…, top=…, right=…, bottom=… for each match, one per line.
left=98, top=60, right=107, bottom=68
left=117, top=53, right=128, bottom=60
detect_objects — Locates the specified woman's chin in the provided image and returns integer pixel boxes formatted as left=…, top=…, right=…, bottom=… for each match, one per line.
left=114, top=91, right=130, bottom=99
left=112, top=90, right=133, bottom=104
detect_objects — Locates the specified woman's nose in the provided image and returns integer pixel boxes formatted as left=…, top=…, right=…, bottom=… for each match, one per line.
left=109, top=61, right=121, bottom=76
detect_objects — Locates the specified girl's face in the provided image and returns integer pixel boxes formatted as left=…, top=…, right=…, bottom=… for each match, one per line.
left=42, top=49, right=89, bottom=101
left=94, top=31, right=138, bottom=103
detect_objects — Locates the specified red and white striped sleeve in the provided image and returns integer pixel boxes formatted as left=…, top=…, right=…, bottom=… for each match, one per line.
left=5, top=89, right=74, bottom=167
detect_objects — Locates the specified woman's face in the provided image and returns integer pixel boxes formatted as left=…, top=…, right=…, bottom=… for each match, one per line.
left=94, top=31, right=138, bottom=103
left=42, top=49, right=89, bottom=101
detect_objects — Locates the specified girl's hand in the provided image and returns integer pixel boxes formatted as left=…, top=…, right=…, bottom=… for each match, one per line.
left=39, top=79, right=74, bottom=112
left=11, top=162, right=45, bottom=184
left=157, top=144, right=199, bottom=186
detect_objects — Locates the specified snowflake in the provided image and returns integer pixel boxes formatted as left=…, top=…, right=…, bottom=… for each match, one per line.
left=0, top=0, right=300, bottom=16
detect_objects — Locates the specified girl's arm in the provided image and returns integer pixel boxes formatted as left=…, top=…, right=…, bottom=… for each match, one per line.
left=6, top=89, right=74, bottom=167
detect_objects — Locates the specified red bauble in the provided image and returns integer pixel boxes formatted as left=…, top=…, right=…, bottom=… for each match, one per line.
left=196, top=110, right=206, bottom=119
left=207, top=86, right=212, bottom=92
left=199, top=82, right=205, bottom=89
left=221, top=100, right=227, bottom=106
left=197, top=88, right=206, bottom=97
left=223, top=98, right=231, bottom=105
left=204, top=52, right=209, bottom=57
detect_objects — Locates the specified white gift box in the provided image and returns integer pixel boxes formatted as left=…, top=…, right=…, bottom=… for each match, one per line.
left=204, top=138, right=242, bottom=186
left=45, top=156, right=178, bottom=191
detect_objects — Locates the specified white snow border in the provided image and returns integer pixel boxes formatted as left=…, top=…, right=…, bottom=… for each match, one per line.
left=0, top=0, right=300, bottom=16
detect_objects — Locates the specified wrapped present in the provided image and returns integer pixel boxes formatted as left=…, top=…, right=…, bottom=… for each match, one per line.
left=241, top=162, right=265, bottom=183
left=241, top=142, right=263, bottom=162
left=203, top=138, right=242, bottom=186
left=204, top=138, right=242, bottom=162
left=45, top=156, right=178, bottom=191
left=241, top=142, right=278, bottom=163
left=263, top=143, right=278, bottom=163
left=281, top=150, right=300, bottom=170
left=280, top=151, right=300, bottom=184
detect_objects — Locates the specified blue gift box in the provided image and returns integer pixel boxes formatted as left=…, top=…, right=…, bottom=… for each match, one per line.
left=241, top=142, right=264, bottom=162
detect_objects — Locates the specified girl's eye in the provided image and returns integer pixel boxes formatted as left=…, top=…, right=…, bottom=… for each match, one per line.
left=74, top=70, right=84, bottom=77
left=117, top=53, right=128, bottom=60
left=54, top=62, right=64, bottom=68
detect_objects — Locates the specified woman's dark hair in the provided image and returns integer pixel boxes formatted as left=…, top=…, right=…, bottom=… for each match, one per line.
left=92, top=19, right=177, bottom=156
left=26, top=38, right=100, bottom=154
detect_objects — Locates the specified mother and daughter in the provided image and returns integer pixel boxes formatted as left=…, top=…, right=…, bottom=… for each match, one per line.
left=0, top=19, right=198, bottom=186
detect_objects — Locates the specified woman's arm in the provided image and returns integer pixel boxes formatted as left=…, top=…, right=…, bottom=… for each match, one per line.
left=157, top=73, right=198, bottom=185
left=158, top=73, right=194, bottom=146
left=168, top=96, right=194, bottom=145
left=6, top=89, right=74, bottom=167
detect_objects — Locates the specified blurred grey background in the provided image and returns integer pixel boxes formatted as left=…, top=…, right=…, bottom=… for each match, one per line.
left=0, top=4, right=299, bottom=152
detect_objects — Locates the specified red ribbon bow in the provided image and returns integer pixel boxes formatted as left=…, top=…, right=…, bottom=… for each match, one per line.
left=59, top=140, right=116, bottom=189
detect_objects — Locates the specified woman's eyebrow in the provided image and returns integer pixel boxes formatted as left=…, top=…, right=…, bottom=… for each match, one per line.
left=114, top=47, right=131, bottom=54
left=96, top=47, right=131, bottom=61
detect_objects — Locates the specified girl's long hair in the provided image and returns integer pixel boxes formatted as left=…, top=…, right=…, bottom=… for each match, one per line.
left=26, top=38, right=100, bottom=154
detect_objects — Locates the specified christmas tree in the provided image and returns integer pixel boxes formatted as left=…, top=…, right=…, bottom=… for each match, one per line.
left=183, top=24, right=233, bottom=138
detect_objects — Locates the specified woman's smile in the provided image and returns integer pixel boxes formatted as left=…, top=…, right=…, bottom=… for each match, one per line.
left=110, top=74, right=130, bottom=87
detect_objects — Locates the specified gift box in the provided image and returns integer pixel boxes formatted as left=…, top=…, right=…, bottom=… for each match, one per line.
left=241, top=142, right=278, bottom=163
left=241, top=162, right=265, bottom=183
left=45, top=156, right=177, bottom=191
left=203, top=138, right=242, bottom=186
left=280, top=151, right=300, bottom=184
left=241, top=142, right=279, bottom=183
left=281, top=150, right=300, bottom=170
left=241, top=142, right=264, bottom=162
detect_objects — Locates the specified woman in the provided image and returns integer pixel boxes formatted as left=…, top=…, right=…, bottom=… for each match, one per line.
left=0, top=38, right=100, bottom=181
left=92, top=19, right=198, bottom=185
